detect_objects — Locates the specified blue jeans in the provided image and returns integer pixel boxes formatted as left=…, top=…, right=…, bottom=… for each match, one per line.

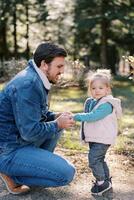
left=88, top=142, right=110, bottom=181
left=0, top=132, right=75, bottom=187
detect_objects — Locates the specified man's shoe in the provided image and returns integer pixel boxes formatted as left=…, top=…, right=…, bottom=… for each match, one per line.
left=91, top=180, right=112, bottom=196
left=0, top=173, right=30, bottom=195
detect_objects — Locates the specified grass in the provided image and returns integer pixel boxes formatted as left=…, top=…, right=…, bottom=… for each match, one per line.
left=112, top=77, right=134, bottom=155
left=50, top=86, right=88, bottom=151
left=50, top=86, right=86, bottom=113
left=114, top=133, right=134, bottom=156
left=0, top=77, right=134, bottom=155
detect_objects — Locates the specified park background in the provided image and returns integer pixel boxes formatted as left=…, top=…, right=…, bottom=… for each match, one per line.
left=0, top=0, right=134, bottom=199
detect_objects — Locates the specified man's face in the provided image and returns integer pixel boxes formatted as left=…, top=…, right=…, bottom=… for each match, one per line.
left=41, top=56, right=65, bottom=84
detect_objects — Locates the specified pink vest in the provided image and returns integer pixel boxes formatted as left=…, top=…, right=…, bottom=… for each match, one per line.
left=83, top=95, right=122, bottom=145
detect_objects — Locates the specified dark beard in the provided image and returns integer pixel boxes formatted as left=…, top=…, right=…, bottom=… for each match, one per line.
left=49, top=80, right=56, bottom=84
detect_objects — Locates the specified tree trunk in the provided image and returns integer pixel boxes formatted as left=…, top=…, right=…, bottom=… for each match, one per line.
left=0, top=20, right=8, bottom=60
left=13, top=1, right=17, bottom=58
left=25, top=2, right=30, bottom=60
left=100, top=0, right=108, bottom=68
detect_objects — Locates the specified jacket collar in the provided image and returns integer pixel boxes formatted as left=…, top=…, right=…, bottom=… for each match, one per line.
left=31, top=59, right=51, bottom=90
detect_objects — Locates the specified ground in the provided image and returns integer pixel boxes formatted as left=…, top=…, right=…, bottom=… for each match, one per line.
left=0, top=147, right=134, bottom=200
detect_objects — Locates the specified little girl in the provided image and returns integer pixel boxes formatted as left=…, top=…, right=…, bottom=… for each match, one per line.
left=73, top=69, right=122, bottom=196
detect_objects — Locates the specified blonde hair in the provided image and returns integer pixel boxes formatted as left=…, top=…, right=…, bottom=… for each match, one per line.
left=87, top=69, right=112, bottom=95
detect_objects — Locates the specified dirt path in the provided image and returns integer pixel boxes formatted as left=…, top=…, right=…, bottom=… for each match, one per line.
left=0, top=147, right=134, bottom=200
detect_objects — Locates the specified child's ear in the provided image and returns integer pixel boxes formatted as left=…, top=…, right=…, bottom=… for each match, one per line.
left=107, top=87, right=111, bottom=95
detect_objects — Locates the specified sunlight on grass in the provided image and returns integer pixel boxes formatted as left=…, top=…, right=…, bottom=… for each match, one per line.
left=50, top=86, right=86, bottom=113
left=115, top=133, right=134, bottom=154
left=0, top=83, right=4, bottom=90
left=59, top=129, right=88, bottom=152
left=51, top=100, right=83, bottom=113
left=120, top=115, right=134, bottom=129
left=51, top=87, right=86, bottom=100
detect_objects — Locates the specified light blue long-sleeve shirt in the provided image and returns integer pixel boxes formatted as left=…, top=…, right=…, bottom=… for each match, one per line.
left=73, top=102, right=113, bottom=122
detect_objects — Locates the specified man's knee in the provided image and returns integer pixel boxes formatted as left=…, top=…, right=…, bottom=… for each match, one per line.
left=61, top=163, right=75, bottom=185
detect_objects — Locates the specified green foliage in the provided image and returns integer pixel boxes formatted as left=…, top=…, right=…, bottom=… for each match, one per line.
left=0, top=0, right=75, bottom=59
left=74, top=0, right=134, bottom=72
left=0, top=0, right=134, bottom=66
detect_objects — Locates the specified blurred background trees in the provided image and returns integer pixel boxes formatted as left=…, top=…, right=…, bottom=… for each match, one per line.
left=0, top=0, right=134, bottom=75
left=74, top=0, right=134, bottom=74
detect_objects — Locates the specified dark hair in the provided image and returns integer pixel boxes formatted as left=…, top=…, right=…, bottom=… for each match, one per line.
left=33, top=42, right=67, bottom=67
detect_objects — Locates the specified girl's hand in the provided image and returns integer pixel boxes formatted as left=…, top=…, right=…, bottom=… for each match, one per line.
left=55, top=111, right=73, bottom=119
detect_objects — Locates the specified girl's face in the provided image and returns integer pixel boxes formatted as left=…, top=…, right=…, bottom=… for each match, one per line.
left=90, top=79, right=110, bottom=100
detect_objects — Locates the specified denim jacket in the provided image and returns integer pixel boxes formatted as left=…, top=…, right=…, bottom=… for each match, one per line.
left=0, top=60, right=59, bottom=154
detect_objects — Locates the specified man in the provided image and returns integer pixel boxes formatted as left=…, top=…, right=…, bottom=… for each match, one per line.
left=0, top=42, right=75, bottom=194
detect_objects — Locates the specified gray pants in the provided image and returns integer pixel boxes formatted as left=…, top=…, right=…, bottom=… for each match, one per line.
left=88, top=142, right=110, bottom=181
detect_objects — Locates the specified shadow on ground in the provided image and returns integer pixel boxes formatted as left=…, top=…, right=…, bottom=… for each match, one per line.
left=0, top=183, right=134, bottom=200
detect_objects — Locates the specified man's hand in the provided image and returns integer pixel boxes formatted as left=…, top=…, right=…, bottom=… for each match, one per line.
left=56, top=113, right=75, bottom=129
left=55, top=112, right=73, bottom=119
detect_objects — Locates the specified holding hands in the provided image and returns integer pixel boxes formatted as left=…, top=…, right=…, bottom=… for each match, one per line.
left=55, top=112, right=75, bottom=129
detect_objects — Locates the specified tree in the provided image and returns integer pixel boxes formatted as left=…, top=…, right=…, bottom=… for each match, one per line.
left=44, top=0, right=75, bottom=53
left=0, top=0, right=11, bottom=60
left=0, top=0, right=48, bottom=59
left=74, top=0, right=134, bottom=74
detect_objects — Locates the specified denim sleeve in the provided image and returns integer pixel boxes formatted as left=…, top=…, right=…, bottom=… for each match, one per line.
left=73, top=102, right=113, bottom=122
left=10, top=82, right=59, bottom=143
left=46, top=111, right=55, bottom=121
